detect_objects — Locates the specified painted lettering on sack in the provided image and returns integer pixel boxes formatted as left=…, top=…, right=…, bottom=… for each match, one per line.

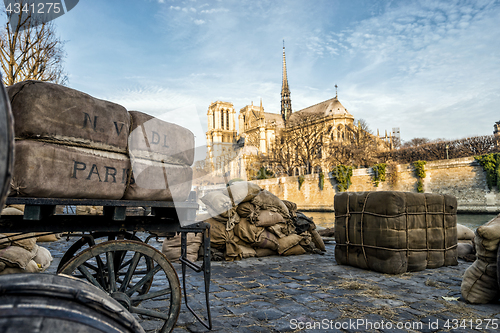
left=82, top=113, right=126, bottom=136
left=72, top=161, right=120, bottom=183
left=150, top=131, right=169, bottom=148
left=114, top=122, right=125, bottom=135
left=121, top=168, right=135, bottom=185
left=82, top=113, right=98, bottom=131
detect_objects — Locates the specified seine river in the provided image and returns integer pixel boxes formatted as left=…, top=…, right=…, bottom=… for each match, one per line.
left=306, top=211, right=498, bottom=231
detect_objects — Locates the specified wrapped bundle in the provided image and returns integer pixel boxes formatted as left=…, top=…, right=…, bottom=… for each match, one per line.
left=461, top=214, right=500, bottom=303
left=7, top=81, right=131, bottom=199
left=335, top=191, right=458, bottom=274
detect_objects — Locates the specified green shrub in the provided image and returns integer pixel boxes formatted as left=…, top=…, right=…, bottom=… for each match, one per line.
left=372, top=163, right=387, bottom=187
left=475, top=153, right=500, bottom=190
left=298, top=175, right=305, bottom=190
left=331, top=165, right=354, bottom=192
left=412, top=160, right=426, bottom=193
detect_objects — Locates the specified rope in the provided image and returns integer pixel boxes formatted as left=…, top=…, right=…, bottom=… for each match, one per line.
left=360, top=193, right=369, bottom=266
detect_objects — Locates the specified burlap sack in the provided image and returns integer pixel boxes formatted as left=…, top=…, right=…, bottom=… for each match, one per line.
left=278, top=234, right=302, bottom=255
left=251, top=190, right=290, bottom=219
left=335, top=191, right=458, bottom=274
left=233, top=217, right=264, bottom=244
left=8, top=80, right=130, bottom=153
left=223, top=181, right=261, bottom=205
left=205, top=218, right=242, bottom=260
left=254, top=230, right=279, bottom=251
left=33, top=246, right=53, bottom=272
left=0, top=259, right=40, bottom=275
left=476, top=214, right=500, bottom=240
left=128, top=111, right=194, bottom=166
left=255, top=210, right=285, bottom=227
left=461, top=257, right=499, bottom=304
left=1, top=207, right=23, bottom=215
left=236, top=202, right=257, bottom=218
left=255, top=248, right=277, bottom=257
left=10, top=140, right=129, bottom=199
left=0, top=244, right=39, bottom=269
left=161, top=233, right=202, bottom=263
left=457, top=243, right=474, bottom=257
left=475, top=234, right=499, bottom=259
left=310, top=229, right=326, bottom=252
left=201, top=191, right=232, bottom=217
left=283, top=244, right=306, bottom=256
left=282, top=200, right=297, bottom=217
left=267, top=223, right=288, bottom=238
left=76, top=206, right=103, bottom=215
left=36, top=233, right=62, bottom=242
left=457, top=224, right=475, bottom=240
left=1, top=233, right=37, bottom=251
left=236, top=244, right=257, bottom=258
left=123, top=158, right=193, bottom=201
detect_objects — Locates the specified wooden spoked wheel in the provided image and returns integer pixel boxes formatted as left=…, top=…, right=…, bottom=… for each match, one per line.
left=59, top=240, right=181, bottom=333
left=57, top=232, right=147, bottom=272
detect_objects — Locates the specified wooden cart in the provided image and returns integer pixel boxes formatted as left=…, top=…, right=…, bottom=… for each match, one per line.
left=0, top=196, right=212, bottom=333
left=0, top=79, right=211, bottom=332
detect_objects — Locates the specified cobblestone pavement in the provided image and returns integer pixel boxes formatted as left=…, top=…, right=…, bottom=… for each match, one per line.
left=43, top=236, right=500, bottom=333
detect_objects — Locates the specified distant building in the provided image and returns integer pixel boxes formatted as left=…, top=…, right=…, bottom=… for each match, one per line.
left=195, top=44, right=393, bottom=182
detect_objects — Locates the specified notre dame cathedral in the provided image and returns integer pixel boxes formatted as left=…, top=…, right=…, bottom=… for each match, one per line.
left=197, top=44, right=393, bottom=183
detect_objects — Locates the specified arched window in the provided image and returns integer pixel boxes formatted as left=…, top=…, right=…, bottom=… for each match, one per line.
left=213, top=112, right=215, bottom=129
left=294, top=167, right=300, bottom=176
left=226, top=110, right=229, bottom=130
left=221, top=110, right=224, bottom=130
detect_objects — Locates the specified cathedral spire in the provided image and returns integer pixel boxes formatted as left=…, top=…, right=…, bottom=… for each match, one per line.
left=281, top=40, right=292, bottom=124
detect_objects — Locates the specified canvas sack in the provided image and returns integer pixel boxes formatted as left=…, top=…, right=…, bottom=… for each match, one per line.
left=457, top=224, right=475, bottom=240
left=233, top=217, right=264, bottom=244
left=162, top=233, right=202, bottom=263
left=128, top=111, right=194, bottom=166
left=277, top=234, right=302, bottom=255
left=0, top=259, right=40, bottom=275
left=223, top=181, right=261, bottom=205
left=251, top=190, right=290, bottom=219
left=255, top=210, right=285, bottom=227
left=0, top=244, right=39, bottom=269
left=7, top=80, right=130, bottom=153
left=461, top=257, right=499, bottom=304
left=10, top=140, right=129, bottom=199
left=254, top=230, right=279, bottom=251
left=123, top=158, right=193, bottom=201
left=476, top=214, right=500, bottom=240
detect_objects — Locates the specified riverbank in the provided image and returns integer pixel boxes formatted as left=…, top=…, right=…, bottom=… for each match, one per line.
left=43, top=236, right=499, bottom=333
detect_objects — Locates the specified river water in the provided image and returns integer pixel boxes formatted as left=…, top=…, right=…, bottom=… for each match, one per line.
left=306, top=211, right=498, bottom=231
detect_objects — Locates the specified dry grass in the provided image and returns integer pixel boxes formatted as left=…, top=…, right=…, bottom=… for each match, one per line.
left=425, top=278, right=445, bottom=288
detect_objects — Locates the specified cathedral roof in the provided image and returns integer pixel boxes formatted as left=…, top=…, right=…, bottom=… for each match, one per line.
left=288, top=97, right=353, bottom=123
left=264, top=112, right=284, bottom=127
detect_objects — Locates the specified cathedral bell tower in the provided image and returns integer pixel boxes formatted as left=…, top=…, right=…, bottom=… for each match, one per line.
left=281, top=41, right=292, bottom=124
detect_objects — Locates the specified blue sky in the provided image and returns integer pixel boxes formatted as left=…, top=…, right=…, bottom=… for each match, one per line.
left=47, top=0, right=500, bottom=148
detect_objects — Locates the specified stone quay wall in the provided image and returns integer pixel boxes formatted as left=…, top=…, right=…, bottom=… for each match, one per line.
left=250, top=157, right=500, bottom=213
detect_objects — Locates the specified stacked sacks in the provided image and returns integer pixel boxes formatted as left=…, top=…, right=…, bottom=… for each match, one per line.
left=8, top=81, right=130, bottom=199
left=6, top=81, right=195, bottom=202
left=0, top=232, right=53, bottom=275
left=125, top=111, right=193, bottom=201
left=201, top=182, right=325, bottom=261
left=161, top=233, right=203, bottom=263
left=335, top=191, right=458, bottom=274
left=0, top=207, right=53, bottom=273
left=461, top=215, right=500, bottom=304
left=457, top=224, right=475, bottom=259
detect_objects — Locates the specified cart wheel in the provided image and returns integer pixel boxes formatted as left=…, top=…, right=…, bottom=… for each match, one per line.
left=57, top=232, right=146, bottom=272
left=59, top=240, right=181, bottom=333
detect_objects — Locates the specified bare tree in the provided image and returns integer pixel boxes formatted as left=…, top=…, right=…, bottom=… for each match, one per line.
left=0, top=1, right=67, bottom=86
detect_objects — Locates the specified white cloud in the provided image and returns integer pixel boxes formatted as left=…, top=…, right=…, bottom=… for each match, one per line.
left=200, top=8, right=229, bottom=14
left=194, top=19, right=205, bottom=25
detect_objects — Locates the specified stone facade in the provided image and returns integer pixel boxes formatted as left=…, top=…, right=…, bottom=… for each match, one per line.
left=247, top=157, right=500, bottom=213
